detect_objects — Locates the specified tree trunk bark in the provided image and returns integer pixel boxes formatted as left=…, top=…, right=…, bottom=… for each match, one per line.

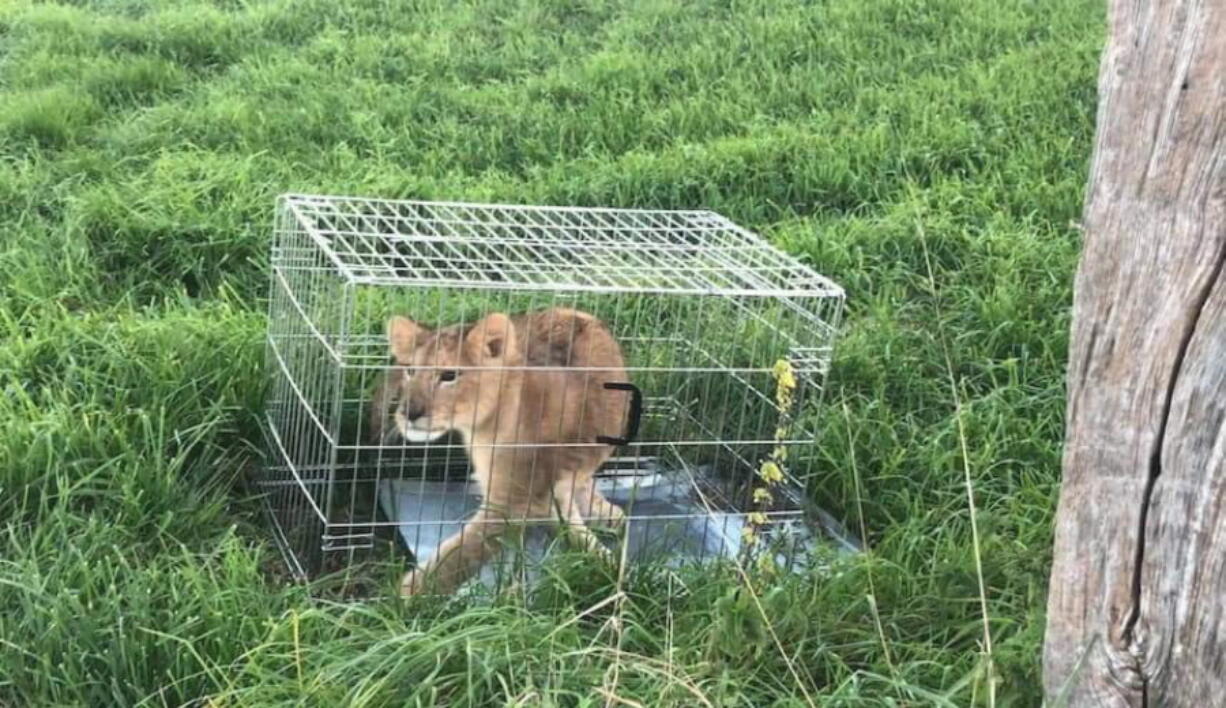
left=1044, top=2, right=1226, bottom=706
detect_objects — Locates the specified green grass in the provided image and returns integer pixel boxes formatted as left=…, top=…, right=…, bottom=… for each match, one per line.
left=0, top=0, right=1100, bottom=704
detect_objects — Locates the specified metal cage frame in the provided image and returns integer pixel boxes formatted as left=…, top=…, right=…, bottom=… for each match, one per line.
left=260, top=194, right=845, bottom=588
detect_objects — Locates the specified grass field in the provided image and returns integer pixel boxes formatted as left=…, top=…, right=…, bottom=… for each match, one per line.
left=0, top=1, right=1102, bottom=705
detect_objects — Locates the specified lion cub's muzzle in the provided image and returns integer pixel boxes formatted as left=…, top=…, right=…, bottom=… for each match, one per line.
left=393, top=400, right=450, bottom=442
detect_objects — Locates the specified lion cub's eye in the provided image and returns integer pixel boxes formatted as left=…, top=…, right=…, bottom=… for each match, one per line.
left=438, top=370, right=459, bottom=383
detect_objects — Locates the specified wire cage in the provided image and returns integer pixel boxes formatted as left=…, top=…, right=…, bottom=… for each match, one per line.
left=260, top=194, right=845, bottom=593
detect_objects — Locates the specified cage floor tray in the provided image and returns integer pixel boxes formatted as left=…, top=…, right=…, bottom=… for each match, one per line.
left=377, top=464, right=860, bottom=592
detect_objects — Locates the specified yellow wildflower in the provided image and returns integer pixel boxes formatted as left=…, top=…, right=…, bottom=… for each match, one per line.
left=758, top=460, right=784, bottom=484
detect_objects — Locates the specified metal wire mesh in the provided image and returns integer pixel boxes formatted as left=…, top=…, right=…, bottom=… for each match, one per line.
left=260, top=194, right=845, bottom=590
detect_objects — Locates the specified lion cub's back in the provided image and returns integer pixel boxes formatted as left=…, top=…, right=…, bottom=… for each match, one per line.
left=515, top=309, right=629, bottom=451
left=515, top=308, right=625, bottom=372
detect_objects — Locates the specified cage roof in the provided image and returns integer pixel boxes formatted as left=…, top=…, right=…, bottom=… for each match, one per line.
left=281, top=194, right=844, bottom=299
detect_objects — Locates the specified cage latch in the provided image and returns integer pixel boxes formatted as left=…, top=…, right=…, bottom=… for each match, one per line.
left=596, top=382, right=643, bottom=446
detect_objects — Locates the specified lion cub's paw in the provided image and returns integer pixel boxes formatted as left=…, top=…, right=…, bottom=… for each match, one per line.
left=400, top=568, right=427, bottom=597
left=591, top=498, right=626, bottom=530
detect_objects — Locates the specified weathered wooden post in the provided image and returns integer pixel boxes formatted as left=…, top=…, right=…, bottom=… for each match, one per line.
left=1044, top=1, right=1226, bottom=705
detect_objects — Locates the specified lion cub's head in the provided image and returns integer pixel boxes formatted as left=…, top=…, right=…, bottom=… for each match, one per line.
left=375, top=312, right=520, bottom=443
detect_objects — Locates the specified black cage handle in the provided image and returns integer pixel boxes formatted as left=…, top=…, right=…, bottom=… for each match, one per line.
left=597, top=381, right=642, bottom=446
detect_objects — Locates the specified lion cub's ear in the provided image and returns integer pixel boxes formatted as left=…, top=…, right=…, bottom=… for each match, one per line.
left=465, top=313, right=516, bottom=362
left=387, top=316, right=424, bottom=363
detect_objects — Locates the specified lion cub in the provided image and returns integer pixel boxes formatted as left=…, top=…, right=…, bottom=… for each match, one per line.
left=374, top=307, right=631, bottom=595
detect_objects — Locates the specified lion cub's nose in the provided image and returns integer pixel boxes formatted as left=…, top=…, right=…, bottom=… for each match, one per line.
left=404, top=403, right=427, bottom=423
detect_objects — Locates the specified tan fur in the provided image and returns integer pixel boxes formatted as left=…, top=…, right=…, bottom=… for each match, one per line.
left=374, top=307, right=630, bottom=595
